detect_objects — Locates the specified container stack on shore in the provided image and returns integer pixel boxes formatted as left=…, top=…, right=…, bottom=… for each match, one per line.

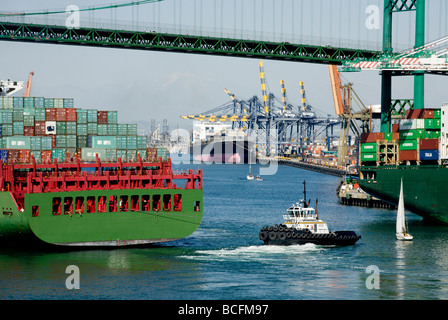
left=0, top=96, right=163, bottom=163
left=359, top=107, right=442, bottom=166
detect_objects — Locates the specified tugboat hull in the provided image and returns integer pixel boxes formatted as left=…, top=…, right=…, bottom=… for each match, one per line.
left=259, top=228, right=361, bottom=246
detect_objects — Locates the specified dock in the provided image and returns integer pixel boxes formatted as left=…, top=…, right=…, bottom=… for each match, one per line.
left=276, top=157, right=394, bottom=209
left=337, top=180, right=395, bottom=209
left=277, top=158, right=346, bottom=177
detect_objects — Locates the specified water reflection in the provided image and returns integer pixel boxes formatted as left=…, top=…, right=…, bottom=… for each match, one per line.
left=0, top=245, right=203, bottom=299
left=393, top=240, right=413, bottom=299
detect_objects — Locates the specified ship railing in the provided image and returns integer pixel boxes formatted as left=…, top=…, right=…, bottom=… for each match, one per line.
left=0, top=157, right=203, bottom=193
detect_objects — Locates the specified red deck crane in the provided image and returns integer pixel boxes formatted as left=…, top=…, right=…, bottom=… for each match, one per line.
left=23, top=71, right=34, bottom=97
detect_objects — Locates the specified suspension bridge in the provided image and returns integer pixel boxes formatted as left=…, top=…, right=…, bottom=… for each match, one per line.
left=0, top=0, right=447, bottom=157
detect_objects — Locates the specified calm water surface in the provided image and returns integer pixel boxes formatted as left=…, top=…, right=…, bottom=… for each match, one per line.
left=1, top=163, right=448, bottom=300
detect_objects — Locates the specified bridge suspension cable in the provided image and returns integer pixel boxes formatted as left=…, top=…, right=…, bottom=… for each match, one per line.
left=0, top=0, right=163, bottom=17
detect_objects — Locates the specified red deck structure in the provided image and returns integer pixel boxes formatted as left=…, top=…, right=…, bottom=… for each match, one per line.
left=0, top=154, right=202, bottom=212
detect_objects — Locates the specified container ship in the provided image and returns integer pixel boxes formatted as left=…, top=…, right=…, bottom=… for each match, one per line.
left=190, top=120, right=255, bottom=164
left=0, top=80, right=203, bottom=246
left=357, top=105, right=448, bottom=224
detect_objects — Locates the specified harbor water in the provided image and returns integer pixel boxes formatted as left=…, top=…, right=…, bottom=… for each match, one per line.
left=1, top=162, right=448, bottom=300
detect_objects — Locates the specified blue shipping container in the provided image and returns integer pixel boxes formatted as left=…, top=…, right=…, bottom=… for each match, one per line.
left=0, top=149, right=8, bottom=162
left=419, top=149, right=439, bottom=160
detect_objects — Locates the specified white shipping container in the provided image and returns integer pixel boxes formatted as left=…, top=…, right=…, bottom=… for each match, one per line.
left=45, top=121, right=56, bottom=135
left=441, top=104, right=448, bottom=134
left=81, top=148, right=107, bottom=161
left=440, top=132, right=448, bottom=160
left=415, top=119, right=425, bottom=129
left=399, top=119, right=417, bottom=130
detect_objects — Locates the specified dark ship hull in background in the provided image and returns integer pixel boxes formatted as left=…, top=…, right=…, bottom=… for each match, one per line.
left=190, top=139, right=255, bottom=164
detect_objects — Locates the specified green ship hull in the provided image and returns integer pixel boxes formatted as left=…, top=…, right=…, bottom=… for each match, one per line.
left=0, top=189, right=203, bottom=246
left=358, top=165, right=448, bottom=224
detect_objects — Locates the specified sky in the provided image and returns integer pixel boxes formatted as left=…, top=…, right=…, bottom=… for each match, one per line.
left=1, top=0, right=448, bottom=132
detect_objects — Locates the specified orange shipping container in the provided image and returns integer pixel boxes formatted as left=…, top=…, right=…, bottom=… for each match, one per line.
left=422, top=109, right=434, bottom=119
left=406, top=109, right=424, bottom=119
left=41, top=150, right=52, bottom=164
left=45, top=108, right=57, bottom=121
left=361, top=132, right=385, bottom=143
left=24, top=126, right=35, bottom=136
left=19, top=149, right=31, bottom=163
left=399, top=150, right=418, bottom=161
left=392, top=123, right=399, bottom=133
left=35, top=121, right=46, bottom=135
left=66, top=108, right=77, bottom=122
left=419, top=138, right=438, bottom=150
left=56, top=108, right=67, bottom=121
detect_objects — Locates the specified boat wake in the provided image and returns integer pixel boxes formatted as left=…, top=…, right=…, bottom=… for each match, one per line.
left=180, top=243, right=324, bottom=261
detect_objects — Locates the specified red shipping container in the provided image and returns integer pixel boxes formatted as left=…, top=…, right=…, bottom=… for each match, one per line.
left=420, top=138, right=438, bottom=150
left=406, top=109, right=423, bottom=119
left=41, top=150, right=52, bottom=164
left=66, top=108, right=77, bottom=122
left=146, top=148, right=157, bottom=162
left=399, top=150, right=418, bottom=161
left=392, top=123, right=399, bottom=133
left=422, top=109, right=434, bottom=119
left=97, top=111, right=108, bottom=124
left=19, top=149, right=31, bottom=163
left=45, top=108, right=57, bottom=121
left=375, top=132, right=385, bottom=141
left=35, top=121, right=46, bottom=135
left=51, top=135, right=56, bottom=148
left=56, top=108, right=67, bottom=121
left=9, top=150, right=19, bottom=163
left=361, top=132, right=385, bottom=143
left=24, top=126, right=35, bottom=136
left=360, top=133, right=369, bottom=143
left=392, top=132, right=399, bottom=140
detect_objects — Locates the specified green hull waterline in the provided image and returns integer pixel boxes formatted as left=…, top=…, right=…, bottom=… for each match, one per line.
left=358, top=165, right=448, bottom=224
left=0, top=189, right=203, bottom=246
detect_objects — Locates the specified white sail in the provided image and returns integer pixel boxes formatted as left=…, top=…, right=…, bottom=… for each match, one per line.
left=396, top=178, right=406, bottom=234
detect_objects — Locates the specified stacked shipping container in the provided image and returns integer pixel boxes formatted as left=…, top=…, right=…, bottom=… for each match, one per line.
left=0, top=96, right=160, bottom=164
left=360, top=107, right=442, bottom=165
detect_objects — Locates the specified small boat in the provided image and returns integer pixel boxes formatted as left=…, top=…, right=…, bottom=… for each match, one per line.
left=255, top=175, right=263, bottom=181
left=259, top=181, right=361, bottom=246
left=247, top=173, right=254, bottom=180
left=396, top=178, right=413, bottom=241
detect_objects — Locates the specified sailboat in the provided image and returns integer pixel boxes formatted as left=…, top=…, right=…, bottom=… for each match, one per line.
left=396, top=178, right=413, bottom=241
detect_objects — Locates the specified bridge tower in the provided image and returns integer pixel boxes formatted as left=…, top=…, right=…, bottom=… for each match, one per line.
left=381, top=0, right=425, bottom=132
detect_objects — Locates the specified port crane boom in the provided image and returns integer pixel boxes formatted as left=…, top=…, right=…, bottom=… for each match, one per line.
left=181, top=61, right=341, bottom=156
left=341, top=36, right=448, bottom=73
left=23, top=71, right=34, bottom=97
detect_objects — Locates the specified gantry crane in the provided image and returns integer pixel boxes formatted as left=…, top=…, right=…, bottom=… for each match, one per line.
left=328, top=64, right=372, bottom=166
left=181, top=61, right=341, bottom=156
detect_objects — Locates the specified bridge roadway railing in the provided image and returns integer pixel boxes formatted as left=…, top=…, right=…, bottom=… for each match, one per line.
left=0, top=16, right=382, bottom=64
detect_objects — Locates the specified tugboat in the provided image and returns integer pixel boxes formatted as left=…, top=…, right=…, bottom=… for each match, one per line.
left=259, top=181, right=361, bottom=246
